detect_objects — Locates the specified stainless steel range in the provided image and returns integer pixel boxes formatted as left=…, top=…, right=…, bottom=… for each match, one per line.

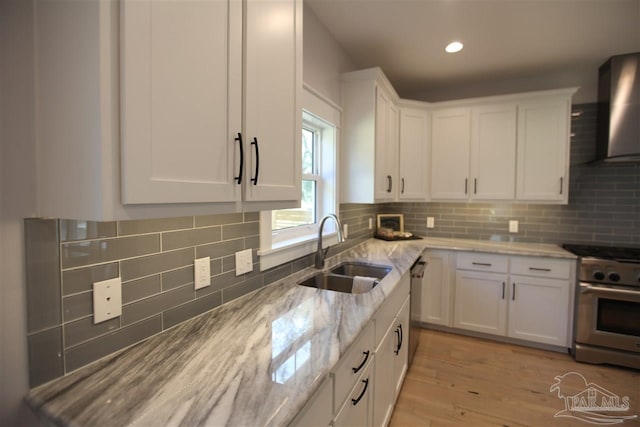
left=563, top=244, right=640, bottom=369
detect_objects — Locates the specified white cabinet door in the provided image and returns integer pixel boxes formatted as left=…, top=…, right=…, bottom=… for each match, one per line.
left=374, top=88, right=397, bottom=201
left=393, top=299, right=410, bottom=397
left=289, top=376, right=333, bottom=427
left=399, top=108, right=429, bottom=200
left=430, top=108, right=471, bottom=200
left=470, top=104, right=516, bottom=200
left=341, top=70, right=399, bottom=204
left=244, top=0, right=301, bottom=202
left=121, top=0, right=242, bottom=204
left=516, top=97, right=571, bottom=203
left=373, top=326, right=395, bottom=427
left=508, top=275, right=570, bottom=346
left=454, top=270, right=508, bottom=335
left=421, top=251, right=452, bottom=326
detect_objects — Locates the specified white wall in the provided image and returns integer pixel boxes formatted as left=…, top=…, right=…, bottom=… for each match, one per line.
left=303, top=3, right=356, bottom=106
left=0, top=1, right=41, bottom=425
left=406, top=64, right=598, bottom=104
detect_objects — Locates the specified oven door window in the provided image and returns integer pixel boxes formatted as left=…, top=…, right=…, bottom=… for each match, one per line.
left=597, top=298, right=640, bottom=337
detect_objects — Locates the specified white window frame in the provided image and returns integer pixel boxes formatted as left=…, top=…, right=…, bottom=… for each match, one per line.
left=270, top=121, right=322, bottom=244
left=259, top=85, right=341, bottom=271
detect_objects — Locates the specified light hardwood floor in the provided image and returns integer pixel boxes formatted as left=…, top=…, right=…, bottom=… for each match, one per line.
left=389, top=329, right=639, bottom=427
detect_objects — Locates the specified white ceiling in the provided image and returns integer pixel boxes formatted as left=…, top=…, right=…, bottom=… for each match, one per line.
left=306, top=0, right=640, bottom=100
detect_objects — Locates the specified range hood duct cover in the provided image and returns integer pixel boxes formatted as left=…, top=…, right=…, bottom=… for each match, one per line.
left=595, top=52, right=640, bottom=163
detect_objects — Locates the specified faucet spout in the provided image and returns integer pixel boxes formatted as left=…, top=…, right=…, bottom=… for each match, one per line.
left=315, top=214, right=345, bottom=269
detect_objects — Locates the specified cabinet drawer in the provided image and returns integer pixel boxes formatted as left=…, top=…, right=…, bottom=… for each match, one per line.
left=457, top=252, right=508, bottom=273
left=374, top=274, right=410, bottom=348
left=334, top=358, right=374, bottom=427
left=510, top=256, right=571, bottom=279
left=332, top=322, right=374, bottom=413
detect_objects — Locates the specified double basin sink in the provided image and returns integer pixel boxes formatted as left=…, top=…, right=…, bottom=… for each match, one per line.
left=298, top=262, right=391, bottom=294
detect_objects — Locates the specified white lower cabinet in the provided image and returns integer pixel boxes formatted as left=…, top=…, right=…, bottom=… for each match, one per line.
left=453, top=270, right=508, bottom=335
left=292, top=273, right=411, bottom=427
left=289, top=376, right=333, bottom=427
left=420, top=250, right=453, bottom=327
left=393, top=300, right=410, bottom=396
left=451, top=252, right=574, bottom=348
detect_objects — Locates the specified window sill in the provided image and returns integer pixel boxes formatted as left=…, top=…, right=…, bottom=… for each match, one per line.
left=258, top=232, right=338, bottom=271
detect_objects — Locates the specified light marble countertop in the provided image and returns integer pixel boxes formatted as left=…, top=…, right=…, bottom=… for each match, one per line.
left=26, top=237, right=573, bottom=427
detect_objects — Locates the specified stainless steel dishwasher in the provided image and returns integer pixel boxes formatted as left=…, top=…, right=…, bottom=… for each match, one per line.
left=409, top=254, right=427, bottom=365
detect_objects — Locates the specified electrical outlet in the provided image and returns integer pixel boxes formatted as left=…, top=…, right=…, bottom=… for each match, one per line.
left=93, top=277, right=122, bottom=324
left=509, top=220, right=519, bottom=233
left=343, top=223, right=349, bottom=239
left=194, top=257, right=211, bottom=290
left=427, top=217, right=435, bottom=228
left=235, top=249, right=253, bottom=276
left=368, top=217, right=373, bottom=230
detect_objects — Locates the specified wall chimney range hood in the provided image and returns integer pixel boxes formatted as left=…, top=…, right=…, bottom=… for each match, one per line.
left=595, top=52, right=640, bottom=163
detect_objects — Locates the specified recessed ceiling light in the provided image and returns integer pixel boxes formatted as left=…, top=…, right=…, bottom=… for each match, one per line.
left=445, top=41, right=464, bottom=53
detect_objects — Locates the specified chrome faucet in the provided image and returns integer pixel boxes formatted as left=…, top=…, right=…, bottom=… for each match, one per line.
left=315, top=214, right=345, bottom=269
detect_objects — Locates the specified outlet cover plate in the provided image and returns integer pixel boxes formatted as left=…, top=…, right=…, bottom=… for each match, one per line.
left=93, top=277, right=122, bottom=324
left=509, top=220, right=519, bottom=233
left=194, top=257, right=211, bottom=290
left=235, top=249, right=253, bottom=276
left=427, top=217, right=435, bottom=228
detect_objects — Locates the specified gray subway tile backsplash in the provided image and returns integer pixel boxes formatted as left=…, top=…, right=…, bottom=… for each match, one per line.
left=64, top=315, right=163, bottom=373
left=62, top=263, right=119, bottom=296
left=118, top=216, right=193, bottom=236
left=122, top=275, right=161, bottom=304
left=27, top=327, right=64, bottom=388
left=23, top=102, right=638, bottom=389
left=25, top=219, right=62, bottom=333
left=119, top=248, right=195, bottom=282
left=61, top=235, right=160, bottom=269
left=64, top=316, right=120, bottom=348
left=59, top=220, right=117, bottom=242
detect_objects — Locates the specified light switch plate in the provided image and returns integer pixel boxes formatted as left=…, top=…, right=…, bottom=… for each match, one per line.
left=93, top=277, right=122, bottom=324
left=194, top=257, right=211, bottom=290
left=509, top=220, right=519, bottom=233
left=235, top=249, right=253, bottom=276
left=427, top=217, right=435, bottom=228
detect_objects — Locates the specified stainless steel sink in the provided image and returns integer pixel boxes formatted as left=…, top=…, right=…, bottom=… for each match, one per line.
left=298, top=273, right=359, bottom=293
left=329, top=262, right=391, bottom=280
left=297, top=262, right=391, bottom=294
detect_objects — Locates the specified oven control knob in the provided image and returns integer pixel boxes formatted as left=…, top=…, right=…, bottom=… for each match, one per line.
left=593, top=271, right=605, bottom=281
left=608, top=272, right=620, bottom=282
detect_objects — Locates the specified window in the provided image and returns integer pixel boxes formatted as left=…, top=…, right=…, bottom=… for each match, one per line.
left=271, top=124, right=320, bottom=234
left=259, top=86, right=340, bottom=270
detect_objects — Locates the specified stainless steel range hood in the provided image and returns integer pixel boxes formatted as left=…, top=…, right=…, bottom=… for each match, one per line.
left=595, top=52, right=640, bottom=163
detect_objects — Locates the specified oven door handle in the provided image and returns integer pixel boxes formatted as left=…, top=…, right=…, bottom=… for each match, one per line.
left=580, top=283, right=640, bottom=301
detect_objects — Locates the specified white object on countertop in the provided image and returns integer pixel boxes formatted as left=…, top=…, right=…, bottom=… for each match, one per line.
left=352, top=276, right=378, bottom=294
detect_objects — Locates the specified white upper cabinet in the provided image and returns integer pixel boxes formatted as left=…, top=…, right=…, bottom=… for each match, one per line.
left=429, top=89, right=576, bottom=203
left=470, top=104, right=517, bottom=200
left=342, top=68, right=399, bottom=203
left=121, top=0, right=242, bottom=204
left=516, top=95, right=572, bottom=203
left=34, top=0, right=301, bottom=221
left=430, top=104, right=516, bottom=201
left=430, top=108, right=471, bottom=200
left=398, top=106, right=430, bottom=200
left=123, top=0, right=301, bottom=206
left=243, top=0, right=302, bottom=203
